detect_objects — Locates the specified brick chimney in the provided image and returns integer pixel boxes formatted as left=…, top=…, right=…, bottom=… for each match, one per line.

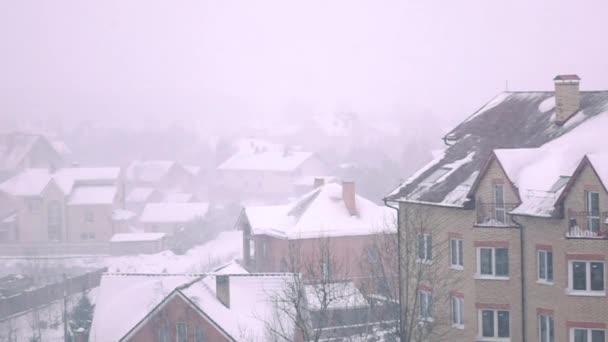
left=216, top=275, right=230, bottom=308
left=313, top=177, right=325, bottom=189
left=342, top=181, right=358, bottom=216
left=554, top=74, right=581, bottom=125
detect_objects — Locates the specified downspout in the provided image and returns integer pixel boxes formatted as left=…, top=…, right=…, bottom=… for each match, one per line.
left=511, top=214, right=526, bottom=342
left=383, top=198, right=403, bottom=340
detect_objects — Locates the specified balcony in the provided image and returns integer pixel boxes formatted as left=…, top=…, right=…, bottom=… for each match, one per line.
left=475, top=202, right=518, bottom=227
left=567, top=210, right=608, bottom=239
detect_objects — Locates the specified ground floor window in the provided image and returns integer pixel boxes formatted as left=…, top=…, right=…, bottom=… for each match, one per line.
left=538, top=314, right=554, bottom=342
left=571, top=328, right=605, bottom=342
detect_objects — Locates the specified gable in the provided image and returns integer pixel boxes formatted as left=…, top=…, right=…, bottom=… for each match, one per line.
left=556, top=157, right=608, bottom=214
left=470, top=154, right=521, bottom=205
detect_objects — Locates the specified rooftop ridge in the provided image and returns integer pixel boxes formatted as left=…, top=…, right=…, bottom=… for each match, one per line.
left=103, top=272, right=298, bottom=277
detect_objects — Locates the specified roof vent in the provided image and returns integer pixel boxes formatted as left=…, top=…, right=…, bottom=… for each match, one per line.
left=553, top=74, right=581, bottom=125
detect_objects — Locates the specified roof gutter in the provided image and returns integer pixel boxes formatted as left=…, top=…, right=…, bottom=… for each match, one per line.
left=511, top=213, right=527, bottom=342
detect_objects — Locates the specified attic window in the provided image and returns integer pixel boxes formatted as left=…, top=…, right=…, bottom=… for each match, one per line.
left=549, top=176, right=570, bottom=193
left=422, top=167, right=451, bottom=184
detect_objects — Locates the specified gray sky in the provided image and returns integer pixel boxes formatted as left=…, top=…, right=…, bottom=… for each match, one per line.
left=1, top=0, right=607, bottom=128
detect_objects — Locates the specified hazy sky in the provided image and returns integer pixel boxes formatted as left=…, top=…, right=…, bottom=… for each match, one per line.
left=1, top=0, right=607, bottom=127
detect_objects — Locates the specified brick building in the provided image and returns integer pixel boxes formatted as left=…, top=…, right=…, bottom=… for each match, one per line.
left=386, top=75, right=608, bottom=341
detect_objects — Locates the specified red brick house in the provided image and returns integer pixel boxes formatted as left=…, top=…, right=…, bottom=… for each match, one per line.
left=90, top=262, right=301, bottom=342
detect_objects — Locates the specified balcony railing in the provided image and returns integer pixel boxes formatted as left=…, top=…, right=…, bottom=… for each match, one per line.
left=567, top=210, right=608, bottom=239
left=475, top=202, right=518, bottom=227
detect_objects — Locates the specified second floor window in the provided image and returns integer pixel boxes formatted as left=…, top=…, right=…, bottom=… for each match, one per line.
left=450, top=238, right=464, bottom=268
left=478, top=247, right=509, bottom=278
left=480, top=309, right=510, bottom=339
left=494, top=184, right=505, bottom=223
left=195, top=327, right=206, bottom=342
left=569, top=260, right=604, bottom=294
left=418, top=291, right=433, bottom=321
left=417, top=234, right=432, bottom=262
left=586, top=191, right=600, bottom=233
left=538, top=250, right=554, bottom=283
left=84, top=211, right=94, bottom=223
left=539, top=314, right=554, bottom=342
left=176, top=322, right=187, bottom=342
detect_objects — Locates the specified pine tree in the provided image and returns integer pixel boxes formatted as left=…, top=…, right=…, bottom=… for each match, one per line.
left=69, top=291, right=94, bottom=336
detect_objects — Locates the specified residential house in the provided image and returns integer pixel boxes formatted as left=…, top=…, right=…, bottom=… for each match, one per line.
left=89, top=266, right=300, bottom=342
left=0, top=132, right=67, bottom=181
left=216, top=138, right=326, bottom=203
left=238, top=180, right=395, bottom=284
left=138, top=202, right=209, bottom=236
left=386, top=75, right=608, bottom=341
left=0, top=167, right=124, bottom=243
left=125, top=160, right=197, bottom=198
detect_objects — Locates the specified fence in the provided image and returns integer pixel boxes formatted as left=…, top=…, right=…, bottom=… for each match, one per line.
left=0, top=267, right=106, bottom=320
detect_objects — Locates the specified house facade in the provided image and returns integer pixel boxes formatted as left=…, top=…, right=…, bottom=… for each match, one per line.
left=387, top=75, right=608, bottom=341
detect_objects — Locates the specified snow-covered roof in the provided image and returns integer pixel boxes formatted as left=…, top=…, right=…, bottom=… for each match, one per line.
left=125, top=160, right=176, bottom=183
left=125, top=187, right=155, bottom=203
left=163, top=192, right=194, bottom=203
left=387, top=90, right=608, bottom=207
left=304, top=281, right=368, bottom=310
left=53, top=167, right=120, bottom=194
left=244, top=183, right=396, bottom=239
left=491, top=112, right=608, bottom=217
left=90, top=272, right=297, bottom=342
left=112, top=209, right=136, bottom=221
left=110, top=233, right=166, bottom=242
left=0, top=168, right=52, bottom=196
left=218, top=147, right=314, bottom=172
left=139, top=202, right=209, bottom=223
left=0, top=132, right=64, bottom=171
left=68, top=186, right=117, bottom=205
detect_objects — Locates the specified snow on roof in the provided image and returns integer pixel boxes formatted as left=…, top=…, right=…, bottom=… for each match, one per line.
left=245, top=183, right=396, bottom=239
left=125, top=160, right=175, bottom=183
left=305, top=281, right=368, bottom=310
left=494, top=111, right=608, bottom=217
left=218, top=146, right=313, bottom=172
left=0, top=168, right=51, bottom=196
left=139, top=202, right=209, bottom=223
left=89, top=274, right=197, bottom=342
left=388, top=90, right=608, bottom=206
left=68, top=186, right=117, bottom=205
left=293, top=175, right=338, bottom=187
left=163, top=192, right=194, bottom=203
left=0, top=133, right=41, bottom=170
left=110, top=233, right=166, bottom=242
left=112, top=209, right=136, bottom=221
left=211, top=260, right=249, bottom=275
left=90, top=272, right=297, bottom=342
left=183, top=273, right=297, bottom=341
left=126, top=187, right=155, bottom=203
left=53, top=167, right=120, bottom=194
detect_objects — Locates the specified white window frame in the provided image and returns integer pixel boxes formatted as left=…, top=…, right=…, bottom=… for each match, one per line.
left=450, top=238, right=464, bottom=269
left=569, top=328, right=606, bottom=342
left=494, top=184, right=506, bottom=223
left=176, top=321, right=187, bottom=342
left=451, top=296, right=464, bottom=329
left=418, top=290, right=433, bottom=322
left=567, top=260, right=605, bottom=296
left=478, top=309, right=510, bottom=340
left=476, top=247, right=509, bottom=280
left=417, top=234, right=432, bottom=262
left=586, top=191, right=601, bottom=233
left=538, top=314, right=554, bottom=342
left=537, top=250, right=554, bottom=284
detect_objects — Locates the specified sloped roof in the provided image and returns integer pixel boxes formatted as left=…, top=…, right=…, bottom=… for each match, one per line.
left=0, top=169, right=52, bottom=196
left=245, top=183, right=396, bottom=239
left=53, top=167, right=120, bottom=194
left=387, top=91, right=608, bottom=207
left=139, top=202, right=209, bottom=223
left=125, top=160, right=176, bottom=183
left=0, top=133, right=44, bottom=170
left=68, top=186, right=117, bottom=205
left=90, top=272, right=297, bottom=342
left=125, top=187, right=156, bottom=203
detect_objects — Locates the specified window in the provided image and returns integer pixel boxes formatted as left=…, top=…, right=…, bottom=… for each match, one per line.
left=418, top=291, right=433, bottom=321
left=368, top=245, right=379, bottom=264
left=451, top=296, right=464, bottom=328
left=450, top=239, right=464, bottom=268
left=538, top=250, right=554, bottom=283
left=571, top=328, right=606, bottom=342
left=417, top=234, right=432, bottom=262
left=479, top=310, right=510, bottom=339
left=176, top=322, right=187, bottom=342
left=539, top=314, right=554, bottom=342
left=477, top=247, right=509, bottom=278
left=586, top=191, right=600, bottom=233
left=569, top=261, right=604, bottom=294
left=84, top=211, right=94, bottom=223
left=494, top=184, right=506, bottom=223
left=159, top=322, right=169, bottom=342
left=195, top=327, right=206, bottom=342
left=321, top=261, right=330, bottom=279
left=80, top=232, right=95, bottom=241
left=27, top=198, right=42, bottom=213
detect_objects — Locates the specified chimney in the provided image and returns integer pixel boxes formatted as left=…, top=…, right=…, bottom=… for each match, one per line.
left=342, top=181, right=358, bottom=216
left=554, top=74, right=581, bottom=125
left=216, top=275, right=230, bottom=308
left=313, top=177, right=325, bottom=189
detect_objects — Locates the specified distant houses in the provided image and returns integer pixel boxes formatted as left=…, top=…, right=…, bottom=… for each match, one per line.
left=0, top=132, right=68, bottom=181
left=139, top=202, right=209, bottom=235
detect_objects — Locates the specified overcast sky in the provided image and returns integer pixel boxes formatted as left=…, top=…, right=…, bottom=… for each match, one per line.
left=1, top=0, right=607, bottom=128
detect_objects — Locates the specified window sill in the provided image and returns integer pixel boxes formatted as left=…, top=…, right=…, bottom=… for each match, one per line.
left=536, top=279, right=554, bottom=286
left=476, top=338, right=510, bottom=342
left=565, top=289, right=606, bottom=297
left=452, top=323, right=464, bottom=330
left=450, top=265, right=464, bottom=271
left=474, top=274, right=510, bottom=281
left=417, top=317, right=434, bottom=324
left=416, top=259, right=432, bottom=265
